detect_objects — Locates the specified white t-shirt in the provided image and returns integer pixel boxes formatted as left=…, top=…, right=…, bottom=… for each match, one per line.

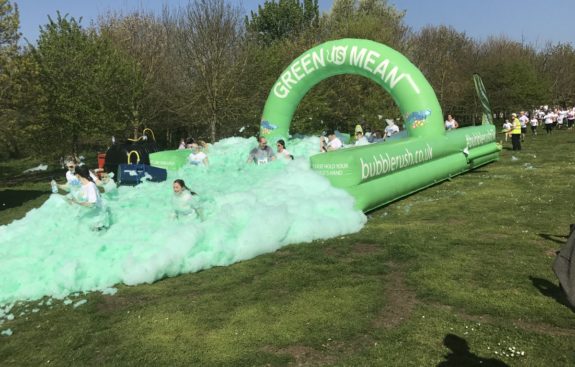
left=519, top=115, right=529, bottom=127
left=355, top=136, right=369, bottom=146
left=66, top=170, right=81, bottom=186
left=530, top=118, right=538, bottom=126
left=81, top=181, right=101, bottom=206
left=503, top=121, right=512, bottom=130
left=445, top=120, right=457, bottom=130
left=544, top=113, right=555, bottom=124
left=188, top=151, right=207, bottom=165
left=277, top=149, right=291, bottom=159
left=326, top=137, right=343, bottom=150
left=385, top=125, right=400, bottom=136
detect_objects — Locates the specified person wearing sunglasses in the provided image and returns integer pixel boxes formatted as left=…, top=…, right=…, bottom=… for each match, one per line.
left=276, top=139, right=293, bottom=160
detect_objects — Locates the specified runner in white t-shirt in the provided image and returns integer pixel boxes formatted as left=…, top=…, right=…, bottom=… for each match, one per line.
left=518, top=111, right=529, bottom=141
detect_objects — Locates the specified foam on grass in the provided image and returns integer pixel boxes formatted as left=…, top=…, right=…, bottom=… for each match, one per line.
left=0, top=137, right=366, bottom=305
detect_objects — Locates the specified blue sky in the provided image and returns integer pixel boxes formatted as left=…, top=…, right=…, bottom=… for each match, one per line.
left=14, top=0, right=575, bottom=47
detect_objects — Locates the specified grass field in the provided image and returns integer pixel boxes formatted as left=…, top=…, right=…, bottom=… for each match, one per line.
left=1, top=129, right=575, bottom=366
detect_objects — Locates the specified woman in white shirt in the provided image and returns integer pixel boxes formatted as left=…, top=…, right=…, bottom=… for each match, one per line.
left=68, top=165, right=109, bottom=230
left=187, top=143, right=209, bottom=166
left=276, top=139, right=293, bottom=159
left=444, top=115, right=459, bottom=130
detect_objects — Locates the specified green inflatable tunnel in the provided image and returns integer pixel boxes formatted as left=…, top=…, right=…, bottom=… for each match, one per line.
left=260, top=39, right=500, bottom=212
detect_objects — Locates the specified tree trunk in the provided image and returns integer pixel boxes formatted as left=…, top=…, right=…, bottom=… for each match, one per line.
left=210, top=113, right=217, bottom=143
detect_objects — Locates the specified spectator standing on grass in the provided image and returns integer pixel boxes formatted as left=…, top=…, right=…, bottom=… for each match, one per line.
left=502, top=119, right=512, bottom=142
left=510, top=113, right=521, bottom=151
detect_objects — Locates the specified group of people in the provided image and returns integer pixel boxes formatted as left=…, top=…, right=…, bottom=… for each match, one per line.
left=50, top=156, right=114, bottom=231
left=247, top=137, right=293, bottom=164
left=320, top=120, right=402, bottom=152
left=501, top=106, right=575, bottom=151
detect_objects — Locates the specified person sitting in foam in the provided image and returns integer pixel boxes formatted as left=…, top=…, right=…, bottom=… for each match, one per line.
left=354, top=125, right=369, bottom=146
left=320, top=130, right=343, bottom=152
left=384, top=119, right=400, bottom=138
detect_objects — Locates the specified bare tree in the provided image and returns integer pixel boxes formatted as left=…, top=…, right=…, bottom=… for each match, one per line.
left=167, top=0, right=245, bottom=143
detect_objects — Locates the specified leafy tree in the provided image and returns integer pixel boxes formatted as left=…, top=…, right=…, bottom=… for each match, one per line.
left=407, top=25, right=478, bottom=123
left=245, top=0, right=319, bottom=44
left=476, top=37, right=549, bottom=114
left=99, top=12, right=174, bottom=140
left=33, top=12, right=142, bottom=155
left=539, top=43, right=575, bottom=107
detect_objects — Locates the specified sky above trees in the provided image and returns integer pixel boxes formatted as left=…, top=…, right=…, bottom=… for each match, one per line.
left=14, top=0, right=575, bottom=47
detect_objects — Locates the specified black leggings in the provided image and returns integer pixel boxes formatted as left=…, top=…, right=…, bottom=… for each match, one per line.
left=545, top=124, right=553, bottom=134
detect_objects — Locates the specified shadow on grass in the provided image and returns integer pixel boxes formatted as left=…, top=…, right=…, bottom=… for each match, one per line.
left=0, top=189, right=47, bottom=210
left=437, top=334, right=508, bottom=366
left=529, top=276, right=575, bottom=313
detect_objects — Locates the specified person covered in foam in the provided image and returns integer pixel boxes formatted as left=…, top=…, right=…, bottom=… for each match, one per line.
left=187, top=143, right=209, bottom=166
left=276, top=139, right=293, bottom=160
left=54, top=156, right=100, bottom=193
left=171, top=179, right=203, bottom=221
left=247, top=136, right=276, bottom=165
left=66, top=165, right=110, bottom=231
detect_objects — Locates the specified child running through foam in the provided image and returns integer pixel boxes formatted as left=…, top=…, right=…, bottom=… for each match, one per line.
left=171, top=179, right=203, bottom=221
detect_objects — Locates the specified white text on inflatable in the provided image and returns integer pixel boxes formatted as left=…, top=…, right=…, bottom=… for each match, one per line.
left=360, top=144, right=433, bottom=180
left=273, top=45, right=421, bottom=99
left=465, top=130, right=496, bottom=148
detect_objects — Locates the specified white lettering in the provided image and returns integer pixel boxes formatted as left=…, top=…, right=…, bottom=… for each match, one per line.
left=364, top=50, right=380, bottom=72
left=291, top=62, right=304, bottom=81
left=273, top=82, right=289, bottom=99
left=300, top=53, right=314, bottom=74
left=312, top=49, right=325, bottom=69
left=281, top=71, right=297, bottom=89
left=350, top=46, right=367, bottom=67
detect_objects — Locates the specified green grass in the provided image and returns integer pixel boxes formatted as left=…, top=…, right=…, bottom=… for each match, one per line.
left=1, top=130, right=575, bottom=366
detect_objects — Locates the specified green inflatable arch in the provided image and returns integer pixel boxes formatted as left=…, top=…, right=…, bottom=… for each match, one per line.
left=260, top=39, right=500, bottom=212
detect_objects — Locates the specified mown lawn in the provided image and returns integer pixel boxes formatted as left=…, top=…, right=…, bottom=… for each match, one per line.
left=1, top=129, right=574, bottom=366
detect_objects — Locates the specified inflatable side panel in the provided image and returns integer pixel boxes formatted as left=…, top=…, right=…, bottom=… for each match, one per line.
left=149, top=150, right=190, bottom=171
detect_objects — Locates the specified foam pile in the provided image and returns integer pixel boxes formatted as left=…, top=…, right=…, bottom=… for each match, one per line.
left=0, top=137, right=366, bottom=305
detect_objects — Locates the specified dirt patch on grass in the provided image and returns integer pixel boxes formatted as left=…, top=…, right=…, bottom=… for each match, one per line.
left=261, top=345, right=337, bottom=366
left=513, top=319, right=575, bottom=337
left=96, top=294, right=158, bottom=313
left=352, top=243, right=379, bottom=254
left=372, top=264, right=417, bottom=329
